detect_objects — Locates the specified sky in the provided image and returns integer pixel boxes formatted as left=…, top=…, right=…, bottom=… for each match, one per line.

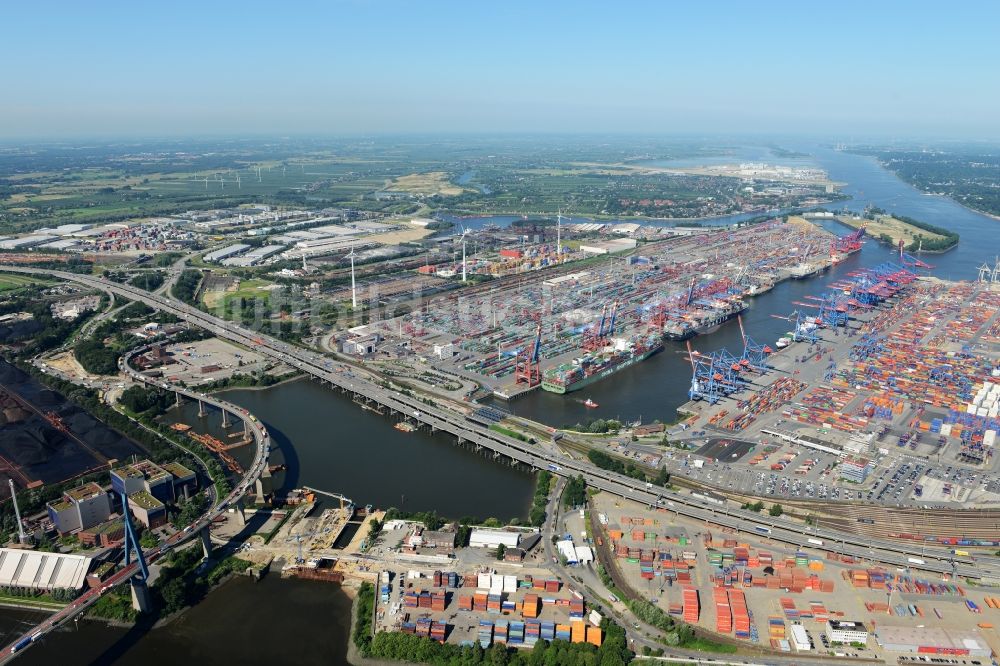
left=3, top=1, right=999, bottom=140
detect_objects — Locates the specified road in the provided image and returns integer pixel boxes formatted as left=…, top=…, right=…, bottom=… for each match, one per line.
left=0, top=334, right=271, bottom=662
left=4, top=266, right=1000, bottom=587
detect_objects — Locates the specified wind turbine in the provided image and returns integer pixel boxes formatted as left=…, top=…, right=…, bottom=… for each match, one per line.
left=460, top=226, right=470, bottom=282
left=347, top=246, right=358, bottom=309
left=236, top=174, right=241, bottom=189
left=203, top=177, right=209, bottom=190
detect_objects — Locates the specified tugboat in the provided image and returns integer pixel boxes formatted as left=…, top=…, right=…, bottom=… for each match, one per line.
left=583, top=398, right=599, bottom=409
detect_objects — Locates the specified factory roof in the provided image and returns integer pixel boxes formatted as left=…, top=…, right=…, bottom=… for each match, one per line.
left=0, top=548, right=93, bottom=591
left=161, top=461, right=196, bottom=480
left=203, top=243, right=250, bottom=262
left=875, top=626, right=987, bottom=651
left=128, top=490, right=164, bottom=511
left=64, top=482, right=106, bottom=502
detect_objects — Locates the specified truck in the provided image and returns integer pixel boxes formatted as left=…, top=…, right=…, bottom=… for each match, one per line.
left=907, top=557, right=925, bottom=565
left=754, top=526, right=772, bottom=535
left=807, top=538, right=824, bottom=546
left=952, top=549, right=970, bottom=557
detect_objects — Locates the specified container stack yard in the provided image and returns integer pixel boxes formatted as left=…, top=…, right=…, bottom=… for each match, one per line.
left=366, top=218, right=850, bottom=397
left=590, top=491, right=1000, bottom=658
left=377, top=568, right=604, bottom=649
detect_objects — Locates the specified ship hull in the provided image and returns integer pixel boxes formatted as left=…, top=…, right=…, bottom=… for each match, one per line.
left=542, top=345, right=662, bottom=394
left=663, top=305, right=746, bottom=341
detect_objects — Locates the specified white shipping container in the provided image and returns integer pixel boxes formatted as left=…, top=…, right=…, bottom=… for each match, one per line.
left=503, top=575, right=517, bottom=593
left=984, top=430, right=996, bottom=447
left=478, top=573, right=491, bottom=589
left=940, top=423, right=952, bottom=437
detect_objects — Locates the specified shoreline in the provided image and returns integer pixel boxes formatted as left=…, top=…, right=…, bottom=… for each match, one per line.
left=207, top=372, right=304, bottom=396
left=867, top=159, right=1000, bottom=223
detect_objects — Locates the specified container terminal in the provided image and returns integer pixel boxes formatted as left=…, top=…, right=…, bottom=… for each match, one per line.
left=356, top=217, right=859, bottom=399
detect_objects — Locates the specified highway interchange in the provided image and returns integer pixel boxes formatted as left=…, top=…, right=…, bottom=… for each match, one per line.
left=2, top=264, right=1000, bottom=660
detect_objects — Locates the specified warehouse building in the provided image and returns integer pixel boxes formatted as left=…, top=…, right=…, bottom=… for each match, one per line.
left=0, top=548, right=93, bottom=592
left=874, top=626, right=990, bottom=656
left=203, top=243, right=250, bottom=263
left=826, top=620, right=869, bottom=645
left=469, top=529, right=521, bottom=549
left=221, top=244, right=286, bottom=267
left=0, top=235, right=57, bottom=250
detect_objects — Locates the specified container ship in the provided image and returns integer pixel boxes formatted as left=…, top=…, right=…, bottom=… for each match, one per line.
left=663, top=299, right=748, bottom=341
left=542, top=333, right=663, bottom=394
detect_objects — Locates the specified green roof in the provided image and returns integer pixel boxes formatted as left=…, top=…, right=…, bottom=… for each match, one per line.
left=162, top=461, right=196, bottom=480
left=128, top=490, right=164, bottom=511
left=48, top=499, right=73, bottom=512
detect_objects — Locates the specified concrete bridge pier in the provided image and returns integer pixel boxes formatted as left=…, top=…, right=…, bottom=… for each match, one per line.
left=200, top=526, right=213, bottom=559
left=221, top=409, right=230, bottom=428
left=130, top=579, right=153, bottom=613
left=175, top=391, right=182, bottom=407
left=244, top=420, right=251, bottom=438
left=233, top=496, right=246, bottom=526
left=197, top=400, right=206, bottom=418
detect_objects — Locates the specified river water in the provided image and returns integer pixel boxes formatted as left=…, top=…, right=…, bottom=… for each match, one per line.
left=8, top=143, right=998, bottom=665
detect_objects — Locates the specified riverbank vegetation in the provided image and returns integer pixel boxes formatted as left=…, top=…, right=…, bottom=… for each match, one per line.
left=850, top=147, right=1000, bottom=218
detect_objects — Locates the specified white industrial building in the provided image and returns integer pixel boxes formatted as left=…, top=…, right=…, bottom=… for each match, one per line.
left=203, top=243, right=250, bottom=263
left=556, top=539, right=578, bottom=564
left=790, top=623, right=811, bottom=651
left=468, top=529, right=521, bottom=549
left=579, top=238, right=638, bottom=255
left=574, top=545, right=594, bottom=563
left=0, top=548, right=93, bottom=592
left=221, top=244, right=286, bottom=267
left=0, top=235, right=57, bottom=250
left=826, top=620, right=869, bottom=644
left=874, top=626, right=990, bottom=656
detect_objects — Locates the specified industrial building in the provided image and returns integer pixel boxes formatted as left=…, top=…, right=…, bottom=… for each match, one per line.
left=825, top=620, right=869, bottom=645
left=469, top=528, right=522, bottom=549
left=220, top=244, right=285, bottom=267
left=874, top=626, right=991, bottom=656
left=46, top=482, right=112, bottom=534
left=111, top=459, right=177, bottom=504
left=0, top=548, right=93, bottom=592
left=578, top=238, right=637, bottom=255
left=839, top=457, right=875, bottom=484
left=790, top=623, right=811, bottom=651
left=203, top=243, right=250, bottom=263
left=0, top=235, right=57, bottom=250
left=127, top=490, right=167, bottom=528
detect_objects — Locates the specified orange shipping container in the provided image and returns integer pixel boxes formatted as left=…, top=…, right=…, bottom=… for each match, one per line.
left=571, top=622, right=587, bottom=643
left=586, top=626, right=603, bottom=646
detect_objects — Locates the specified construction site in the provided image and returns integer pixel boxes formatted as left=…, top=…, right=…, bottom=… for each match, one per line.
left=351, top=217, right=860, bottom=399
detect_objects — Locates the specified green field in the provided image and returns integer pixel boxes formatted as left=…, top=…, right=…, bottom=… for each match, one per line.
left=0, top=273, right=49, bottom=292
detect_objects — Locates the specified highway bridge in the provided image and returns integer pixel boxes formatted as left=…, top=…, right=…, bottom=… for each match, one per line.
left=0, top=311, right=271, bottom=661
left=2, top=266, right=999, bottom=598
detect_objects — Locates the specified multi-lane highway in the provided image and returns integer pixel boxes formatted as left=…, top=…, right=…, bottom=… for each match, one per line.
left=4, top=266, right=1000, bottom=588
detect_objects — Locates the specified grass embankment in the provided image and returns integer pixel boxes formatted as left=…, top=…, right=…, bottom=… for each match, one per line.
left=837, top=213, right=958, bottom=252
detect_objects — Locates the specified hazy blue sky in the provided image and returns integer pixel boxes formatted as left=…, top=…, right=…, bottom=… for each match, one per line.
left=4, top=1, right=998, bottom=139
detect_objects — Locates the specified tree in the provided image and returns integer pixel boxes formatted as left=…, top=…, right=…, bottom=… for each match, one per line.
left=563, top=475, right=587, bottom=508
left=496, top=544, right=506, bottom=561
left=654, top=467, right=670, bottom=487
left=769, top=504, right=783, bottom=517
